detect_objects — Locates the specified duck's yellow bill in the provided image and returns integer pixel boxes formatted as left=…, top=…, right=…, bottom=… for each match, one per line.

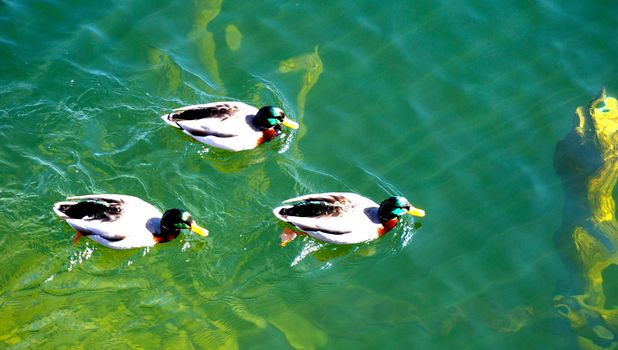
left=408, top=207, right=426, bottom=217
left=191, top=222, right=209, bottom=236
left=282, top=117, right=299, bottom=129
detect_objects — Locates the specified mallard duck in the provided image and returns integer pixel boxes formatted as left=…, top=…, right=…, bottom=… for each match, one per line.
left=53, top=194, right=208, bottom=249
left=273, top=192, right=425, bottom=245
left=161, top=101, right=299, bottom=152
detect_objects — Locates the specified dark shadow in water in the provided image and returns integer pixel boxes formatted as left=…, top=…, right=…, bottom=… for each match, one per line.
left=553, top=104, right=603, bottom=294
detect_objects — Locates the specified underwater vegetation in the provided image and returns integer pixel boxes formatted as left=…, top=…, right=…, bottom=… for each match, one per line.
left=554, top=89, right=618, bottom=349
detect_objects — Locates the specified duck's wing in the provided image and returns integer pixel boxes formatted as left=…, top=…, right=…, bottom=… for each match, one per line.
left=274, top=193, right=374, bottom=235
left=53, top=195, right=127, bottom=221
left=171, top=102, right=250, bottom=117
left=161, top=102, right=258, bottom=136
left=281, top=192, right=363, bottom=205
left=53, top=194, right=157, bottom=242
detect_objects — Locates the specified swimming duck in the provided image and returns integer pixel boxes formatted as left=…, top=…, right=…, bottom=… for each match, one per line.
left=53, top=194, right=208, bottom=249
left=272, top=192, right=425, bottom=245
left=161, top=101, right=299, bottom=152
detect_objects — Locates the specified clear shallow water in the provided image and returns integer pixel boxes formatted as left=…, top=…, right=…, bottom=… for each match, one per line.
left=1, top=0, right=618, bottom=348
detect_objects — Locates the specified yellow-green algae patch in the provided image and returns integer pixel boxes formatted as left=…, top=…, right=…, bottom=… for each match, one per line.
left=279, top=46, right=323, bottom=121
left=554, top=89, right=618, bottom=348
left=268, top=308, right=328, bottom=350
left=148, top=48, right=182, bottom=93
left=225, top=24, right=242, bottom=51
left=190, top=0, right=225, bottom=95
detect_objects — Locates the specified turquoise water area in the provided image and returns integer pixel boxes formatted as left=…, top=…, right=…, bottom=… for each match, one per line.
left=1, top=0, right=618, bottom=348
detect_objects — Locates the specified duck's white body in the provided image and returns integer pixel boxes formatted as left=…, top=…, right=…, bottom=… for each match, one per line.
left=273, top=192, right=388, bottom=245
left=53, top=194, right=163, bottom=249
left=161, top=101, right=270, bottom=152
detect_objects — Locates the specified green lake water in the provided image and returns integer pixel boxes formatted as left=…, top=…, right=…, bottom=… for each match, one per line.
left=1, top=0, right=618, bottom=348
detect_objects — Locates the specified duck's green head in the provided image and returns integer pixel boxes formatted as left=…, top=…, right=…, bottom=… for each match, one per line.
left=378, top=196, right=425, bottom=223
left=254, top=106, right=299, bottom=131
left=160, top=209, right=208, bottom=238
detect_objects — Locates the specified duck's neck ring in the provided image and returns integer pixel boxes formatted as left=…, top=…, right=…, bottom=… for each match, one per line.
left=155, top=224, right=181, bottom=243
left=378, top=218, right=398, bottom=236
left=257, top=127, right=280, bottom=145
